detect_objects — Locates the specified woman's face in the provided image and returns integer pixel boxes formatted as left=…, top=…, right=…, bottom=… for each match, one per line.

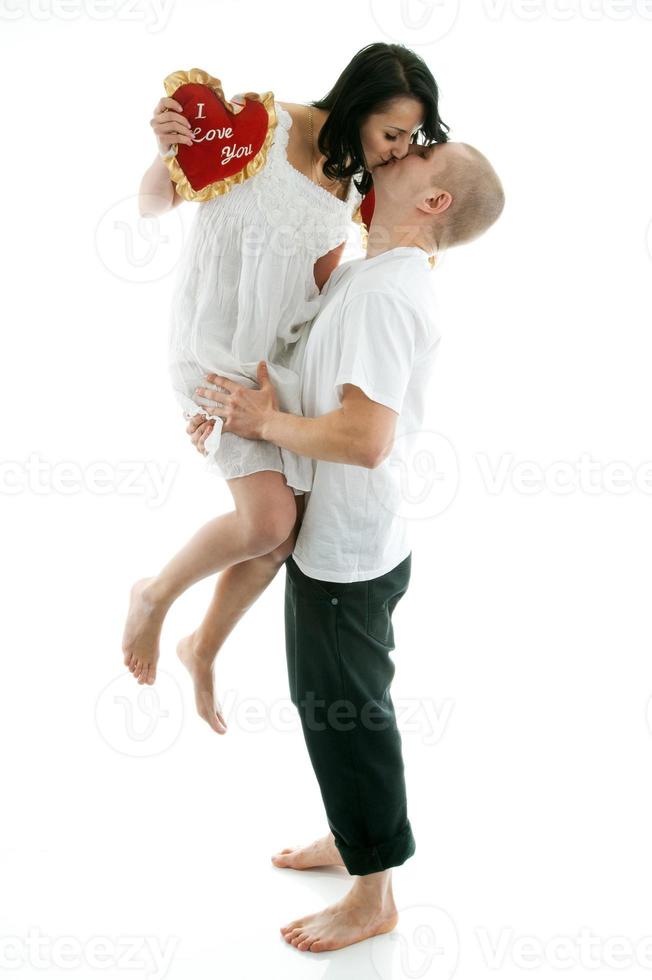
left=359, top=96, right=426, bottom=173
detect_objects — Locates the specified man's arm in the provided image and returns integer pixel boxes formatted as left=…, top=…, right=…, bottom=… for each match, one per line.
left=195, top=287, right=419, bottom=469
left=261, top=383, right=398, bottom=469
left=194, top=365, right=398, bottom=470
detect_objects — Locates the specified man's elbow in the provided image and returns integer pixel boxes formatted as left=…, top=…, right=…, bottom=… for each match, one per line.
left=357, top=439, right=393, bottom=470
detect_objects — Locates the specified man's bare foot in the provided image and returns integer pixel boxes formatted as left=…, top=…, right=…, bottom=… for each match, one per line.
left=122, top=577, right=168, bottom=685
left=271, top=832, right=346, bottom=870
left=280, top=880, right=398, bottom=952
left=176, top=633, right=227, bottom=734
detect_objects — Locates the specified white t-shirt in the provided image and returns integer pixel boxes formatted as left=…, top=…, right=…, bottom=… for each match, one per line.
left=292, top=245, right=442, bottom=582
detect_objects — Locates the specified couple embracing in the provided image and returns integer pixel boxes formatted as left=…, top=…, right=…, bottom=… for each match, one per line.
left=123, top=41, right=504, bottom=952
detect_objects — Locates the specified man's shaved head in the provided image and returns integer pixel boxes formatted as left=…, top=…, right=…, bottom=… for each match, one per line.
left=429, top=142, right=505, bottom=249
left=368, top=137, right=505, bottom=258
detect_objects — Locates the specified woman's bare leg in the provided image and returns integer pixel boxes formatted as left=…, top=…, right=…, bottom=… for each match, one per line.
left=177, top=495, right=305, bottom=733
left=122, top=471, right=297, bottom=686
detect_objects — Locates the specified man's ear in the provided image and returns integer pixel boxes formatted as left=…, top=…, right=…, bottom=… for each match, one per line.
left=418, top=190, right=452, bottom=217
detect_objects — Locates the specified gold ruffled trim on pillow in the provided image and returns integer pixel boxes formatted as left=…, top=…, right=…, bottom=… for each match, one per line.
left=161, top=67, right=277, bottom=203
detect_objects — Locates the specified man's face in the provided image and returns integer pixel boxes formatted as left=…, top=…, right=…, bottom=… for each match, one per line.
left=374, top=141, right=446, bottom=208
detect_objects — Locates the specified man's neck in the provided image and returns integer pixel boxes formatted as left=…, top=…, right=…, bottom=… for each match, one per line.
left=364, top=204, right=435, bottom=260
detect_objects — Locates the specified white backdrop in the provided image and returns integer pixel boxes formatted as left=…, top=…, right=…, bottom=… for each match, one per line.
left=2, top=1, right=652, bottom=977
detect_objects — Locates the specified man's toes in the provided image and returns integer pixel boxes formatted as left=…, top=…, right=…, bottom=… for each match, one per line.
left=280, top=917, right=305, bottom=936
left=283, top=919, right=304, bottom=932
left=138, top=666, right=150, bottom=685
left=309, top=939, right=327, bottom=952
left=296, top=933, right=314, bottom=950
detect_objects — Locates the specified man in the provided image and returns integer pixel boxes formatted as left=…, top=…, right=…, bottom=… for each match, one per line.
left=189, top=140, right=504, bottom=952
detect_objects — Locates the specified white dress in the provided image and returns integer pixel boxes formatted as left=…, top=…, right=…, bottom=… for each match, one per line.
left=168, top=103, right=363, bottom=494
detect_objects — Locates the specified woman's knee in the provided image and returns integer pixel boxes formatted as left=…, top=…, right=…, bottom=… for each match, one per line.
left=267, top=533, right=296, bottom=565
left=266, top=490, right=305, bottom=563
left=240, top=499, right=297, bottom=555
left=229, top=472, right=298, bottom=555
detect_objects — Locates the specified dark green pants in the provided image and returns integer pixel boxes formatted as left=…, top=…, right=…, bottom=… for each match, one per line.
left=284, top=551, right=415, bottom=876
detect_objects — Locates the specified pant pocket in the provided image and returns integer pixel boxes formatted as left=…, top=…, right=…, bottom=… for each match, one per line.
left=367, top=599, right=392, bottom=645
left=366, top=557, right=411, bottom=646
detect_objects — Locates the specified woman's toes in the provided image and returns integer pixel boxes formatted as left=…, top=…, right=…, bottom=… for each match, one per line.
left=296, top=933, right=313, bottom=949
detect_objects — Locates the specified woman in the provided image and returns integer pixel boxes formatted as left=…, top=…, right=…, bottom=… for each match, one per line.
left=123, top=41, right=449, bottom=734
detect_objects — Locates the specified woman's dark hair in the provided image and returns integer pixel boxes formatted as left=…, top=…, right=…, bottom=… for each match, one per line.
left=310, top=42, right=449, bottom=197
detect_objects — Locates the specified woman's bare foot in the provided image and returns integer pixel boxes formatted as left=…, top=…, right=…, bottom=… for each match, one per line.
left=271, top=832, right=346, bottom=870
left=280, top=877, right=398, bottom=952
left=122, top=577, right=168, bottom=685
left=176, top=633, right=227, bottom=734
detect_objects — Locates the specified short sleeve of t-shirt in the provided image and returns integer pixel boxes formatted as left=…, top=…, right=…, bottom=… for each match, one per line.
left=334, top=291, right=421, bottom=413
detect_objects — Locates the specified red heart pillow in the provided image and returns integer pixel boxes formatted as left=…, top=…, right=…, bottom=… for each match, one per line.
left=360, top=187, right=376, bottom=231
left=161, top=68, right=277, bottom=202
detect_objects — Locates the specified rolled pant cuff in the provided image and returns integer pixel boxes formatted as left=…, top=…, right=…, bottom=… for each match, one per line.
left=334, top=822, right=416, bottom=876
